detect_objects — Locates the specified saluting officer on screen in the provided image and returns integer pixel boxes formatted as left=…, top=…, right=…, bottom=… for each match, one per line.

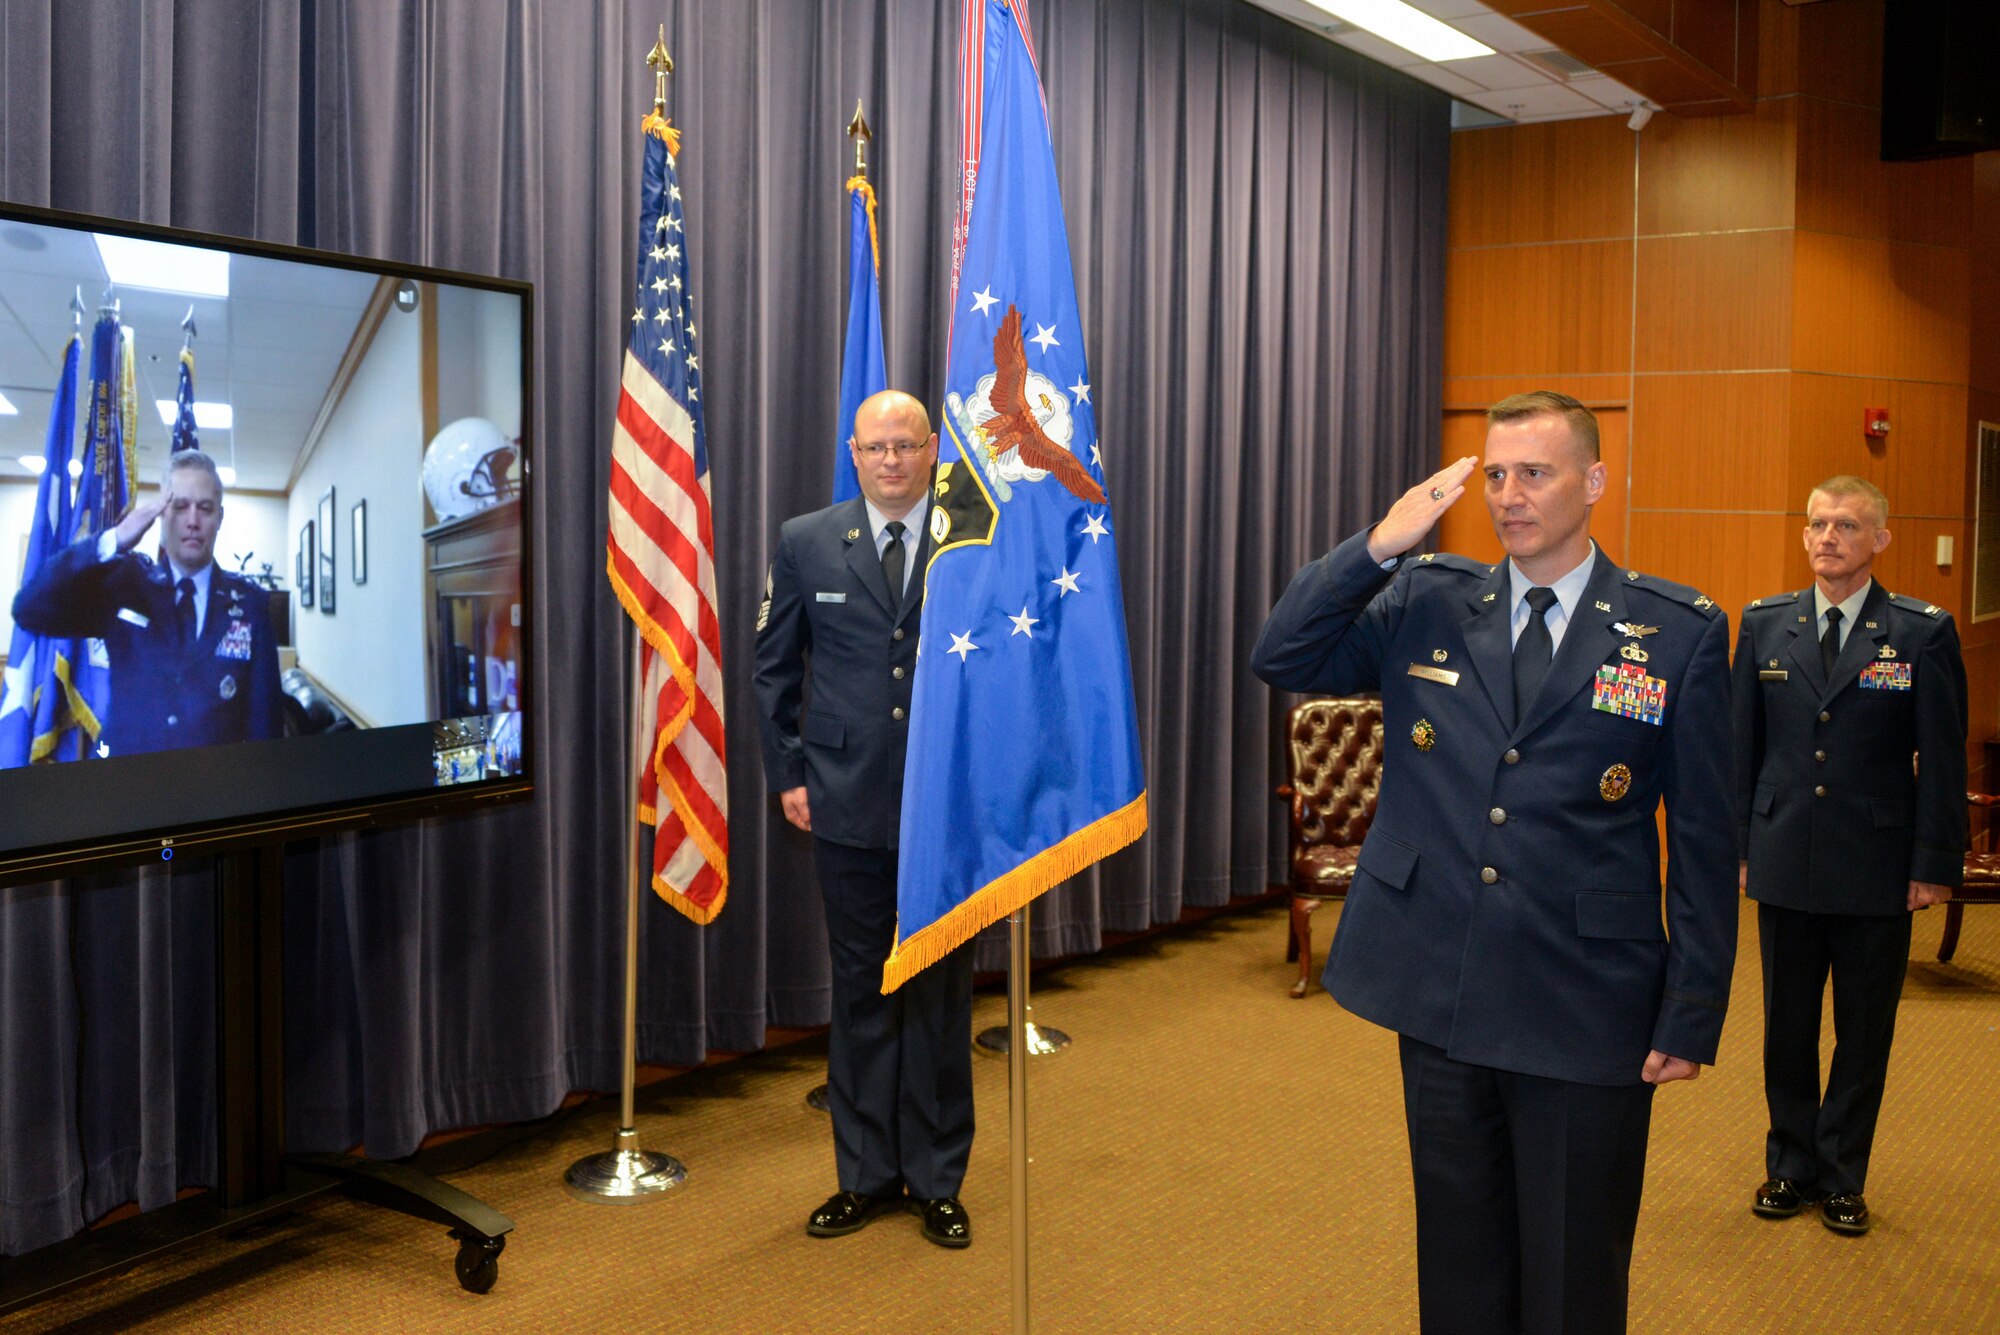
left=12, top=448, right=282, bottom=756
left=1735, top=476, right=1967, bottom=1237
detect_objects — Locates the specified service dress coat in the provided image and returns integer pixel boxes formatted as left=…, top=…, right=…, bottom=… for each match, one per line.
left=1251, top=531, right=1739, bottom=1086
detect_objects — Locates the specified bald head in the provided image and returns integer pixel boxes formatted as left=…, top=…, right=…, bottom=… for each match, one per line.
left=849, top=388, right=938, bottom=517
left=854, top=389, right=932, bottom=441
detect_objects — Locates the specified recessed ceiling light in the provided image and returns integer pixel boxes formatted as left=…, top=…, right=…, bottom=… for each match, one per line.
left=1305, top=0, right=1494, bottom=62
left=19, top=455, right=46, bottom=474
left=92, top=233, right=230, bottom=298
left=0, top=391, right=17, bottom=415
left=217, top=465, right=238, bottom=486
left=154, top=399, right=233, bottom=430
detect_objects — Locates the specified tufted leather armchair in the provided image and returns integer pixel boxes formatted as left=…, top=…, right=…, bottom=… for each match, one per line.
left=1941, top=792, right=2000, bottom=961
left=1277, top=697, right=1384, bottom=997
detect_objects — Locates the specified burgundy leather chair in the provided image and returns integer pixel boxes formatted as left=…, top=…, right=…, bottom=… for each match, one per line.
left=1942, top=792, right=2000, bottom=961
left=1276, top=697, right=1383, bottom=998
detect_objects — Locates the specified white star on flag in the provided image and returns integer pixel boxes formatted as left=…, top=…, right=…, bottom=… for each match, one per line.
left=657, top=338, right=673, bottom=357
left=1070, top=378, right=1090, bottom=404
left=947, top=631, right=980, bottom=660
left=630, top=308, right=644, bottom=324
left=1009, top=606, right=1039, bottom=638
left=666, top=244, right=681, bottom=261
left=1052, top=568, right=1080, bottom=596
left=670, top=275, right=682, bottom=290
left=650, top=245, right=667, bottom=262
left=1090, top=444, right=1102, bottom=467
left=687, top=355, right=699, bottom=371
left=653, top=308, right=671, bottom=324
left=651, top=275, right=669, bottom=294
left=666, top=215, right=683, bottom=232
left=1029, top=323, right=1059, bottom=353
left=655, top=216, right=669, bottom=232
left=970, top=286, right=999, bottom=317
left=670, top=184, right=682, bottom=201
left=1081, top=513, right=1109, bottom=543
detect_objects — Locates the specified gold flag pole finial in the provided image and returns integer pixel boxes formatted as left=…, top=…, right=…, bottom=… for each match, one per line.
left=846, top=99, right=874, bottom=179
left=647, top=25, right=674, bottom=114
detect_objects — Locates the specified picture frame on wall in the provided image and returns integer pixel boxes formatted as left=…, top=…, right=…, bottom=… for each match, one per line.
left=317, top=487, right=337, bottom=614
left=352, top=499, right=367, bottom=585
left=298, top=520, right=315, bottom=609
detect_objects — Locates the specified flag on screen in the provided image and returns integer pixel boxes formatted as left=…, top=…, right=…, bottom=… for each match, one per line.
left=0, top=333, right=81, bottom=768
left=883, top=0, right=1146, bottom=991
left=605, top=109, right=729, bottom=924
left=61, top=312, right=138, bottom=759
left=832, top=173, right=886, bottom=505
left=171, top=344, right=199, bottom=454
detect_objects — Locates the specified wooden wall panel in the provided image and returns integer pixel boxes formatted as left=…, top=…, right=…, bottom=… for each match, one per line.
left=1446, top=241, right=1634, bottom=378
left=1869, top=517, right=1965, bottom=615
left=1626, top=511, right=1794, bottom=622
left=1786, top=376, right=1968, bottom=521
left=1627, top=372, right=1789, bottom=511
left=1972, top=154, right=2000, bottom=397
left=1634, top=231, right=1791, bottom=371
left=1794, top=100, right=1973, bottom=250
left=1790, top=232, right=1970, bottom=383
left=1450, top=120, right=1635, bottom=248
left=1794, top=0, right=1882, bottom=108
left=1756, top=0, right=1799, bottom=99
left=1638, top=99, right=1794, bottom=235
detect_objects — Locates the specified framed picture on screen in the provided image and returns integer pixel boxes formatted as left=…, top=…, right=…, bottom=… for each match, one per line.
left=352, top=499, right=368, bottom=585
left=298, top=520, right=315, bottom=609
left=317, top=487, right=337, bottom=614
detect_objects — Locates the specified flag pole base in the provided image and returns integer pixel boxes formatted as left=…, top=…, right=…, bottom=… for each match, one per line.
left=805, top=1083, right=830, bottom=1113
left=975, top=1020, right=1070, bottom=1058
left=563, top=1129, right=686, bottom=1204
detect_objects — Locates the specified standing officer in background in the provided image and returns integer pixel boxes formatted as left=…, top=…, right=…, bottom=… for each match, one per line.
left=1735, top=475, right=1966, bottom=1236
left=1252, top=391, right=1737, bottom=1334
left=13, top=448, right=282, bottom=756
left=753, top=389, right=975, bottom=1250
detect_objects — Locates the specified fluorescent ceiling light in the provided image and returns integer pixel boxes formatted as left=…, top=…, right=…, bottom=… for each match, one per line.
left=154, top=399, right=233, bottom=430
left=93, top=233, right=230, bottom=298
left=0, top=391, right=17, bottom=415
left=1306, top=0, right=1494, bottom=62
left=216, top=465, right=238, bottom=486
left=19, top=455, right=44, bottom=474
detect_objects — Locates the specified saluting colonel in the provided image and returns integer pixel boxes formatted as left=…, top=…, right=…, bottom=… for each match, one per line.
left=12, top=448, right=282, bottom=756
left=1734, top=475, right=1966, bottom=1237
left=1252, top=391, right=1738, bottom=1335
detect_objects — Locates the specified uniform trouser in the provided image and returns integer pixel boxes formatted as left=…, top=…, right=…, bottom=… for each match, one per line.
left=815, top=838, right=975, bottom=1202
left=1758, top=901, right=1912, bottom=1198
left=1399, top=1035, right=1655, bottom=1335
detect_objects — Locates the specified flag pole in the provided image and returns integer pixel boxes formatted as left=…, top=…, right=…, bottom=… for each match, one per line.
left=975, top=899, right=1070, bottom=1057
left=564, top=619, right=688, bottom=1202
left=563, top=29, right=688, bottom=1206
left=1007, top=906, right=1032, bottom=1335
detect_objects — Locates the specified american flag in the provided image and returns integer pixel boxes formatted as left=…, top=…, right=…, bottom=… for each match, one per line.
left=606, top=112, right=728, bottom=923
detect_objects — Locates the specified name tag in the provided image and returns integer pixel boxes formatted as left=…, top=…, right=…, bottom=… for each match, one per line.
left=216, top=619, right=255, bottom=661
left=1859, top=662, right=1912, bottom=691
left=1758, top=669, right=1788, bottom=682
left=816, top=592, right=847, bottom=604
left=116, top=607, right=150, bottom=629
left=1406, top=663, right=1459, bottom=686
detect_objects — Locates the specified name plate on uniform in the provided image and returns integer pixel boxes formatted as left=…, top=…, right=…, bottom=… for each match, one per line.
left=1758, top=669, right=1788, bottom=682
left=815, top=592, right=847, bottom=603
left=1858, top=661, right=1912, bottom=691
left=1592, top=662, right=1667, bottom=725
left=1406, top=663, right=1459, bottom=686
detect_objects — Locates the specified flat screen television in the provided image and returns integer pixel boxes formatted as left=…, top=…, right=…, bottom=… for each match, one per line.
left=0, top=202, right=534, bottom=884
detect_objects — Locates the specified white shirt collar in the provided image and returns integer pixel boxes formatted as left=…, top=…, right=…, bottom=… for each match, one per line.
left=1508, top=543, right=1597, bottom=619
left=163, top=554, right=214, bottom=601
left=1813, top=578, right=1872, bottom=627
left=863, top=498, right=928, bottom=548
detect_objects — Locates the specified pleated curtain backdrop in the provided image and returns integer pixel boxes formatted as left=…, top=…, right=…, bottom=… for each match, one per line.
left=0, top=0, right=1444, bottom=1256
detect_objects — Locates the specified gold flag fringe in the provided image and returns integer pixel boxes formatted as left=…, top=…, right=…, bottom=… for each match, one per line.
left=880, top=790, right=1148, bottom=994
left=845, top=176, right=881, bottom=274
left=641, top=111, right=683, bottom=157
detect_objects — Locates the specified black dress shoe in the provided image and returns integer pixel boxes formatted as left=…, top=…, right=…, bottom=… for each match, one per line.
left=1752, top=1178, right=1816, bottom=1219
left=806, top=1190, right=899, bottom=1238
left=914, top=1196, right=972, bottom=1249
left=1822, top=1193, right=1871, bottom=1235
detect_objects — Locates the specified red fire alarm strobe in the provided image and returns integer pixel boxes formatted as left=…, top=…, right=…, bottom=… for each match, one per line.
left=1864, top=407, right=1891, bottom=439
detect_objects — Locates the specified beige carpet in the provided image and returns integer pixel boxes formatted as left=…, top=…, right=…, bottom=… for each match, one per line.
left=6, top=898, right=1999, bottom=1333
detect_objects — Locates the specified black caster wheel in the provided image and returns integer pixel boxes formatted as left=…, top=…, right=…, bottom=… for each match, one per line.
left=450, top=1230, right=505, bottom=1294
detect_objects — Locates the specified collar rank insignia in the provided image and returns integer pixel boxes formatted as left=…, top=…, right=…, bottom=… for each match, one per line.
left=1594, top=600, right=1612, bottom=612
left=1924, top=604, right=1942, bottom=616
left=1750, top=598, right=1762, bottom=608
left=1418, top=553, right=1435, bottom=562
left=1613, top=622, right=1658, bottom=640
left=1694, top=595, right=1714, bottom=610
left=1878, top=645, right=1897, bottom=660
left=1864, top=621, right=1878, bottom=629
left=1482, top=593, right=1497, bottom=603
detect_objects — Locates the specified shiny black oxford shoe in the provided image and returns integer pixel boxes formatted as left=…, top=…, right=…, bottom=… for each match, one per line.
left=914, top=1196, right=972, bottom=1249
left=1752, top=1178, right=1817, bottom=1219
left=806, top=1190, right=901, bottom=1238
left=1821, top=1193, right=1871, bottom=1235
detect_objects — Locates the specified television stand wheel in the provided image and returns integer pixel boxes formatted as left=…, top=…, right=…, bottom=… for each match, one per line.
left=451, top=1229, right=504, bottom=1294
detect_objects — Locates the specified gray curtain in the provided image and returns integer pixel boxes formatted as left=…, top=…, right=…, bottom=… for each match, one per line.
left=0, top=0, right=1443, bottom=1256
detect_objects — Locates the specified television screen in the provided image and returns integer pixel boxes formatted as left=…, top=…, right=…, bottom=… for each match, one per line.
left=0, top=203, right=533, bottom=881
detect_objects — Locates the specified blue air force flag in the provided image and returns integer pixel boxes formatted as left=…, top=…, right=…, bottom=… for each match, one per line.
left=832, top=175, right=887, bottom=505
left=883, top=0, right=1146, bottom=991
left=0, top=333, right=81, bottom=768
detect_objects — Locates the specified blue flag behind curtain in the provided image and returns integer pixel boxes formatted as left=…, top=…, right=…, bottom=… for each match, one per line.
left=832, top=175, right=886, bottom=504
left=0, top=334, right=81, bottom=768
left=884, top=0, right=1146, bottom=991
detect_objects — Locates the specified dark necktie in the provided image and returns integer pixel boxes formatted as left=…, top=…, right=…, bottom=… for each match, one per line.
left=1513, top=586, right=1559, bottom=719
left=1821, top=606, right=1843, bottom=676
left=881, top=521, right=906, bottom=614
left=175, top=577, right=197, bottom=648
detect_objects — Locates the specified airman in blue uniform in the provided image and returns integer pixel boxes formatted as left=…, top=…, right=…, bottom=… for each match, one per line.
left=1253, top=392, right=1737, bottom=1335
left=12, top=450, right=281, bottom=756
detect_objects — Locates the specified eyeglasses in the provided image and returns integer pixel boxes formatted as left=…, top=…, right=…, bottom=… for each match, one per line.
left=855, top=442, right=929, bottom=460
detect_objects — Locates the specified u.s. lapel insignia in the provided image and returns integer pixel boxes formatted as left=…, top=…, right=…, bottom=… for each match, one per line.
left=1599, top=764, right=1632, bottom=802
left=1432, top=649, right=1448, bottom=663
left=1878, top=644, right=1898, bottom=660
left=1864, top=620, right=1878, bottom=629
left=1411, top=719, right=1436, bottom=752
left=1613, top=622, right=1658, bottom=639
left=1594, top=600, right=1611, bottom=612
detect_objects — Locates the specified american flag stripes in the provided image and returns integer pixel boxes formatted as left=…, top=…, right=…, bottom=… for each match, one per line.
left=605, top=112, right=729, bottom=923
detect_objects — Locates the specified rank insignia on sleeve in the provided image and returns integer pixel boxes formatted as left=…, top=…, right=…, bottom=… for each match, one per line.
left=1600, top=764, right=1632, bottom=801
left=1592, top=663, right=1667, bottom=725
left=1411, top=719, right=1436, bottom=752
left=1859, top=662, right=1912, bottom=691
